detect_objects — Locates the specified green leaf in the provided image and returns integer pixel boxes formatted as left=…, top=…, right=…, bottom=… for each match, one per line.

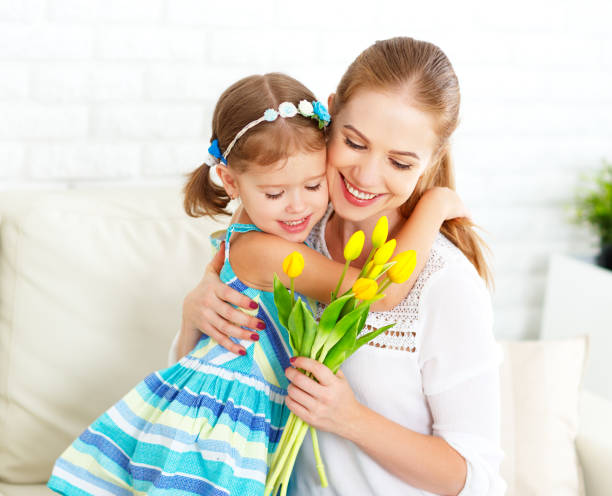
left=573, top=160, right=612, bottom=246
left=323, top=348, right=347, bottom=374
left=287, top=297, right=304, bottom=354
left=310, top=294, right=353, bottom=360
left=372, top=261, right=396, bottom=280
left=300, top=301, right=318, bottom=357
left=318, top=304, right=368, bottom=363
left=273, top=274, right=292, bottom=330
left=353, top=323, right=395, bottom=351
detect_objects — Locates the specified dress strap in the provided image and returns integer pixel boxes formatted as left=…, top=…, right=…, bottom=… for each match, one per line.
left=224, top=223, right=262, bottom=261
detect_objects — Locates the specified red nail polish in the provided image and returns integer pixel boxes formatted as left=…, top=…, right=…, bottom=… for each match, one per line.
left=257, top=322, right=266, bottom=330
left=290, top=357, right=296, bottom=363
left=239, top=349, right=246, bottom=356
left=249, top=301, right=258, bottom=309
left=251, top=333, right=259, bottom=341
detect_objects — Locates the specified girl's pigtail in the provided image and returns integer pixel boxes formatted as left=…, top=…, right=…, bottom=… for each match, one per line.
left=183, top=162, right=231, bottom=218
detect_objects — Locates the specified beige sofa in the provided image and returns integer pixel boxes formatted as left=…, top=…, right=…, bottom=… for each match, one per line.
left=0, top=188, right=610, bottom=496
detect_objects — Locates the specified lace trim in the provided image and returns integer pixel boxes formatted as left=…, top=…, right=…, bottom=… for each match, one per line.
left=308, top=205, right=456, bottom=352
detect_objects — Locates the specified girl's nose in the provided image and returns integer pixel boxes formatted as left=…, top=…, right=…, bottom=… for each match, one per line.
left=285, top=190, right=306, bottom=214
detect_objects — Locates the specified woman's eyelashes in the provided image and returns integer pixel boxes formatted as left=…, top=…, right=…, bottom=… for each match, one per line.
left=344, top=136, right=366, bottom=150
left=390, top=158, right=414, bottom=170
left=265, top=183, right=322, bottom=200
left=345, top=135, right=414, bottom=170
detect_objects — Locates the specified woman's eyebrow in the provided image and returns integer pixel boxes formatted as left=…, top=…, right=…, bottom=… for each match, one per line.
left=344, top=125, right=369, bottom=143
left=344, top=124, right=420, bottom=160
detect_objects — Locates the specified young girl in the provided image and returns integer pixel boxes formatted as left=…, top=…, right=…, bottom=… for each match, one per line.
left=48, top=72, right=465, bottom=496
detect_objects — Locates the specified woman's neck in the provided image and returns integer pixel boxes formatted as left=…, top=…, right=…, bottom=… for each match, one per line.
left=326, top=207, right=404, bottom=267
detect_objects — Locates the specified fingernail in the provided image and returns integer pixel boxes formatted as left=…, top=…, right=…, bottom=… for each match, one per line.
left=249, top=301, right=258, bottom=309
left=289, top=357, right=297, bottom=363
left=251, top=333, right=259, bottom=341
left=257, top=322, right=266, bottom=330
left=239, top=349, right=246, bottom=356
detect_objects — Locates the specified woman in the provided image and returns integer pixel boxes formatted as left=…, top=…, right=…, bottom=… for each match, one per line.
left=172, top=37, right=505, bottom=495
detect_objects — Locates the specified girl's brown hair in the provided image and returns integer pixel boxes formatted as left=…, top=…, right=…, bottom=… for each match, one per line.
left=333, top=37, right=493, bottom=286
left=184, top=73, right=326, bottom=218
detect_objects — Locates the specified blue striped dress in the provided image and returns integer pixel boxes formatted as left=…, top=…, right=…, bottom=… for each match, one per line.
left=48, top=223, right=305, bottom=496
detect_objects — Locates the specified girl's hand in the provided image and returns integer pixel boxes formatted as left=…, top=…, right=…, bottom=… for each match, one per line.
left=424, top=186, right=471, bottom=221
left=179, top=241, right=266, bottom=357
left=284, top=357, right=363, bottom=439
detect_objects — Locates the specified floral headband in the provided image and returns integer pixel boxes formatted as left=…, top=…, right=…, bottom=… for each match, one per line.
left=204, top=100, right=330, bottom=167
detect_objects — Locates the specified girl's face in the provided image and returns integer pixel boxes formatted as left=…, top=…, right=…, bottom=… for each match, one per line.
left=219, top=148, right=329, bottom=243
left=326, top=89, right=439, bottom=224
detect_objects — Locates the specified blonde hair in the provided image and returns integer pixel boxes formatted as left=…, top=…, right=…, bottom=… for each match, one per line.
left=333, top=37, right=493, bottom=287
left=184, top=73, right=326, bottom=218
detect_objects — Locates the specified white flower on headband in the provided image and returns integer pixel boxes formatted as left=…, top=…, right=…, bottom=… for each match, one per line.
left=298, top=100, right=314, bottom=117
left=278, top=102, right=298, bottom=118
left=264, top=109, right=278, bottom=121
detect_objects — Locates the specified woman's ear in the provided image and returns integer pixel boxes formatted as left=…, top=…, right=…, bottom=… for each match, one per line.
left=327, top=93, right=335, bottom=114
left=215, top=165, right=240, bottom=199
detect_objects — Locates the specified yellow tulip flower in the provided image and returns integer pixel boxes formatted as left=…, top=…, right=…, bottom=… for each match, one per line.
left=343, top=230, right=365, bottom=261
left=367, top=264, right=384, bottom=279
left=387, top=250, right=417, bottom=284
left=373, top=239, right=396, bottom=265
left=352, top=278, right=378, bottom=301
left=282, top=251, right=305, bottom=278
left=371, top=216, right=388, bottom=249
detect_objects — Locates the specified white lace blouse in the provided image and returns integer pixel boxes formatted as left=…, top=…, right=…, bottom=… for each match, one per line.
left=168, top=206, right=506, bottom=495
left=288, top=206, right=506, bottom=496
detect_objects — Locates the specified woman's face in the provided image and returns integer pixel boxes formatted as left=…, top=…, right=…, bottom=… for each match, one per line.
left=325, top=89, right=439, bottom=224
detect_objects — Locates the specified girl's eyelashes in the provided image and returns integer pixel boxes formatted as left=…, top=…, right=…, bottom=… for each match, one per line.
left=344, top=136, right=366, bottom=150
left=265, top=192, right=283, bottom=200
left=265, top=183, right=322, bottom=199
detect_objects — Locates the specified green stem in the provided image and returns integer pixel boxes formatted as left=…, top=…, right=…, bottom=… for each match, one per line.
left=377, top=277, right=392, bottom=294
left=265, top=414, right=303, bottom=495
left=271, top=412, right=296, bottom=467
left=357, top=247, right=376, bottom=278
left=331, top=260, right=350, bottom=302
left=279, top=421, right=310, bottom=496
left=310, top=426, right=328, bottom=487
left=290, top=278, right=295, bottom=305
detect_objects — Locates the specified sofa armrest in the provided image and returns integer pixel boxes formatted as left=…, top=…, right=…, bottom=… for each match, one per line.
left=576, top=390, right=612, bottom=496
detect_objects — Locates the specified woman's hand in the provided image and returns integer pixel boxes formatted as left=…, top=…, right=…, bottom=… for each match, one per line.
left=178, top=242, right=266, bottom=357
left=423, top=186, right=471, bottom=221
left=284, top=357, right=364, bottom=439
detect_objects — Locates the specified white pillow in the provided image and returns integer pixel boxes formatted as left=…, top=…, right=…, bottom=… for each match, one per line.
left=498, top=337, right=588, bottom=496
left=0, top=188, right=226, bottom=484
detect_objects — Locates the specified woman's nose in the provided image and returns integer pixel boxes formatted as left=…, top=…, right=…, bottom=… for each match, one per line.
left=351, top=154, right=381, bottom=190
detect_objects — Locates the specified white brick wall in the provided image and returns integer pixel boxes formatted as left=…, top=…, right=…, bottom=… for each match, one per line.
left=1, top=0, right=611, bottom=340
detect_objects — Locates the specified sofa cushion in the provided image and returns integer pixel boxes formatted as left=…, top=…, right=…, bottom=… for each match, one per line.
left=0, top=188, right=226, bottom=484
left=498, top=337, right=588, bottom=496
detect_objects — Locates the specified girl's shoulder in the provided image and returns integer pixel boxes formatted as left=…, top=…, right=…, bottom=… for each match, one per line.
left=229, top=229, right=301, bottom=291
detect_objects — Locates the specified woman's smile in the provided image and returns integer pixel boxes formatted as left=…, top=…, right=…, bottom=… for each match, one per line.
left=339, top=172, right=384, bottom=206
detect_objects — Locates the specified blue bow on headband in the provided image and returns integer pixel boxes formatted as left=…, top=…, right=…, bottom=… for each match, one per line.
left=207, top=139, right=227, bottom=166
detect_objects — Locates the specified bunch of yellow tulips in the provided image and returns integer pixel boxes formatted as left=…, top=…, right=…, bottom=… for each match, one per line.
left=264, top=216, right=416, bottom=496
